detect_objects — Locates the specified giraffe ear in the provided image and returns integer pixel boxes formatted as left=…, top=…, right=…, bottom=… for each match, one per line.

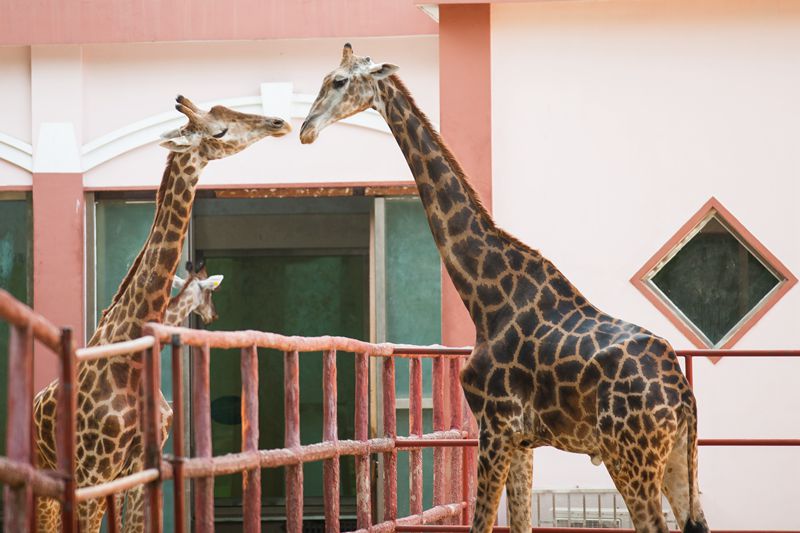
left=159, top=134, right=193, bottom=153
left=199, top=275, right=224, bottom=291
left=172, top=275, right=186, bottom=290
left=369, top=63, right=399, bottom=79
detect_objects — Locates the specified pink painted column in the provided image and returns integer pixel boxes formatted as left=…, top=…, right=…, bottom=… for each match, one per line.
left=32, top=172, right=84, bottom=391
left=439, top=4, right=492, bottom=347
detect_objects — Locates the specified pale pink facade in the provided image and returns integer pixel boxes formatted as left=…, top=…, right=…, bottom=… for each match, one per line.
left=491, top=1, right=800, bottom=528
left=0, top=0, right=798, bottom=529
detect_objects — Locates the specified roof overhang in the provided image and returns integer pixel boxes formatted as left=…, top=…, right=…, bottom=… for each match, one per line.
left=0, top=0, right=438, bottom=46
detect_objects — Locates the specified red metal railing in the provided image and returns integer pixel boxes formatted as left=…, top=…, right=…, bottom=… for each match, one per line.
left=0, top=289, right=165, bottom=533
left=142, top=323, right=477, bottom=533
left=1, top=287, right=798, bottom=533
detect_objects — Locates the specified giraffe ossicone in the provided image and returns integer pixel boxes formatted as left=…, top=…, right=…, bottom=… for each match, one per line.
left=302, top=44, right=710, bottom=533
left=33, top=95, right=289, bottom=533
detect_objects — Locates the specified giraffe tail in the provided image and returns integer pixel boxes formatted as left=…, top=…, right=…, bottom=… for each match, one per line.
left=683, top=392, right=709, bottom=533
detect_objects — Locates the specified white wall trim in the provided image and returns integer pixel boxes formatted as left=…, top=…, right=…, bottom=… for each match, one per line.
left=1, top=82, right=439, bottom=175
left=0, top=132, right=33, bottom=172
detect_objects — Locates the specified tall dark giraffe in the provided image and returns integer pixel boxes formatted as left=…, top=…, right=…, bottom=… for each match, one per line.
left=300, top=44, right=709, bottom=533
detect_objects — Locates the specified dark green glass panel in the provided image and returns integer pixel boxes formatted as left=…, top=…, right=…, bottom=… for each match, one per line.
left=651, top=216, right=780, bottom=345
left=94, top=200, right=155, bottom=325
left=384, top=198, right=441, bottom=518
left=0, top=194, right=32, bottom=457
left=205, top=254, right=366, bottom=505
left=94, top=199, right=180, bottom=532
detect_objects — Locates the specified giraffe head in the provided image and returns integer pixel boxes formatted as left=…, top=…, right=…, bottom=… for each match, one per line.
left=300, top=43, right=398, bottom=144
left=171, top=261, right=224, bottom=324
left=160, top=95, right=291, bottom=159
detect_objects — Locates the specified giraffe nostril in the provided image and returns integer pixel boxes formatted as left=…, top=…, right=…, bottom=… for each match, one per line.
left=271, top=118, right=285, bottom=128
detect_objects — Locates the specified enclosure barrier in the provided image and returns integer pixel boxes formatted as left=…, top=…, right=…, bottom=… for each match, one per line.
left=1, top=287, right=799, bottom=533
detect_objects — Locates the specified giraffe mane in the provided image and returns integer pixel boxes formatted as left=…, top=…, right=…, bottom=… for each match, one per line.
left=387, top=75, right=542, bottom=258
left=101, top=151, right=178, bottom=320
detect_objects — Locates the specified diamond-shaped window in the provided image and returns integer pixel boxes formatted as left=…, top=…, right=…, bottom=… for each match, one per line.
left=632, top=198, right=796, bottom=348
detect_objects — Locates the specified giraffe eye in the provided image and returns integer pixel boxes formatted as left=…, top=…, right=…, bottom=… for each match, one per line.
left=212, top=128, right=228, bottom=139
left=332, top=77, right=348, bottom=89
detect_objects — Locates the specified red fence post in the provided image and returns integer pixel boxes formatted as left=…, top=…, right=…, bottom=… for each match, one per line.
left=142, top=332, right=163, bottom=533
left=382, top=356, right=397, bottom=522
left=242, top=345, right=261, bottom=532
left=322, top=349, right=340, bottom=533
left=354, top=352, right=371, bottom=530
left=58, top=327, right=77, bottom=533
left=448, top=358, right=463, bottom=523
left=409, top=357, right=423, bottom=517
left=170, top=335, right=186, bottom=533
left=461, top=392, right=476, bottom=525
left=4, top=323, right=33, bottom=532
left=193, top=343, right=214, bottom=532
left=285, top=350, right=303, bottom=533
left=685, top=354, right=694, bottom=387
left=432, top=356, right=446, bottom=513
left=106, top=494, right=119, bottom=533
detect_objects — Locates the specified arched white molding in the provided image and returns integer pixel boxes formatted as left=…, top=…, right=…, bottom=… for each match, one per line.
left=81, top=82, right=438, bottom=172
left=0, top=132, right=33, bottom=172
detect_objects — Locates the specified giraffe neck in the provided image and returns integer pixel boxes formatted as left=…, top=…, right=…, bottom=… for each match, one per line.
left=163, top=284, right=199, bottom=326
left=90, top=151, right=206, bottom=346
left=374, top=76, right=551, bottom=333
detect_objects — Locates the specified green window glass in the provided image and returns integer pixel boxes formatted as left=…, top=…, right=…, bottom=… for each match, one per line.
left=384, top=197, right=441, bottom=517
left=650, top=215, right=782, bottom=347
left=93, top=197, right=181, bottom=532
left=0, top=192, right=33, bottom=457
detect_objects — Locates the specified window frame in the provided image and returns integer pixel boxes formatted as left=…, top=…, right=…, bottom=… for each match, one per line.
left=631, top=197, right=797, bottom=349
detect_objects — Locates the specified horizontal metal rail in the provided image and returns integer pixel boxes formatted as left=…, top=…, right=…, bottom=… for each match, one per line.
left=75, top=468, right=160, bottom=502
left=74, top=335, right=155, bottom=362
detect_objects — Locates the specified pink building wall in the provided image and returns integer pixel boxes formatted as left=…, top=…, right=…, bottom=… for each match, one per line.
left=490, top=0, right=800, bottom=527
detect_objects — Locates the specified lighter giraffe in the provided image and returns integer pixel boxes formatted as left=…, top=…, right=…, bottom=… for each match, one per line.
left=164, top=261, right=224, bottom=327
left=33, top=95, right=290, bottom=532
left=300, top=44, right=709, bottom=533
left=112, top=261, right=224, bottom=528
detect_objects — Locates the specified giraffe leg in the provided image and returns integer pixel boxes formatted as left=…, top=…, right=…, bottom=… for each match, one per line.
left=36, top=497, right=61, bottom=532
left=471, top=431, right=512, bottom=533
left=79, top=497, right=108, bottom=533
left=606, top=460, right=669, bottom=533
left=662, top=425, right=709, bottom=533
left=505, top=446, right=533, bottom=533
left=122, top=486, right=146, bottom=533
left=662, top=427, right=690, bottom=527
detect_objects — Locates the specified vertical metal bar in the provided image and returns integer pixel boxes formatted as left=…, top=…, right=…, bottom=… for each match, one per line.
left=284, top=350, right=303, bottom=533
left=448, top=358, right=462, bottom=523
left=536, top=492, right=541, bottom=526
left=106, top=493, right=119, bottom=533
left=381, top=356, right=397, bottom=522
left=685, top=354, right=694, bottom=387
left=461, top=395, right=475, bottom=525
left=432, top=356, right=445, bottom=510
left=193, top=343, right=214, bottom=533
left=582, top=493, right=587, bottom=526
left=354, top=353, right=371, bottom=530
left=242, top=345, right=261, bottom=532
left=408, top=357, right=423, bottom=517
left=322, top=349, right=340, bottom=533
left=142, top=333, right=163, bottom=533
left=567, top=493, right=571, bottom=525
left=613, top=493, right=617, bottom=524
left=552, top=492, right=556, bottom=525
left=58, top=327, right=77, bottom=533
left=597, top=494, right=601, bottom=523
left=4, top=323, right=33, bottom=533
left=170, top=335, right=186, bottom=533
